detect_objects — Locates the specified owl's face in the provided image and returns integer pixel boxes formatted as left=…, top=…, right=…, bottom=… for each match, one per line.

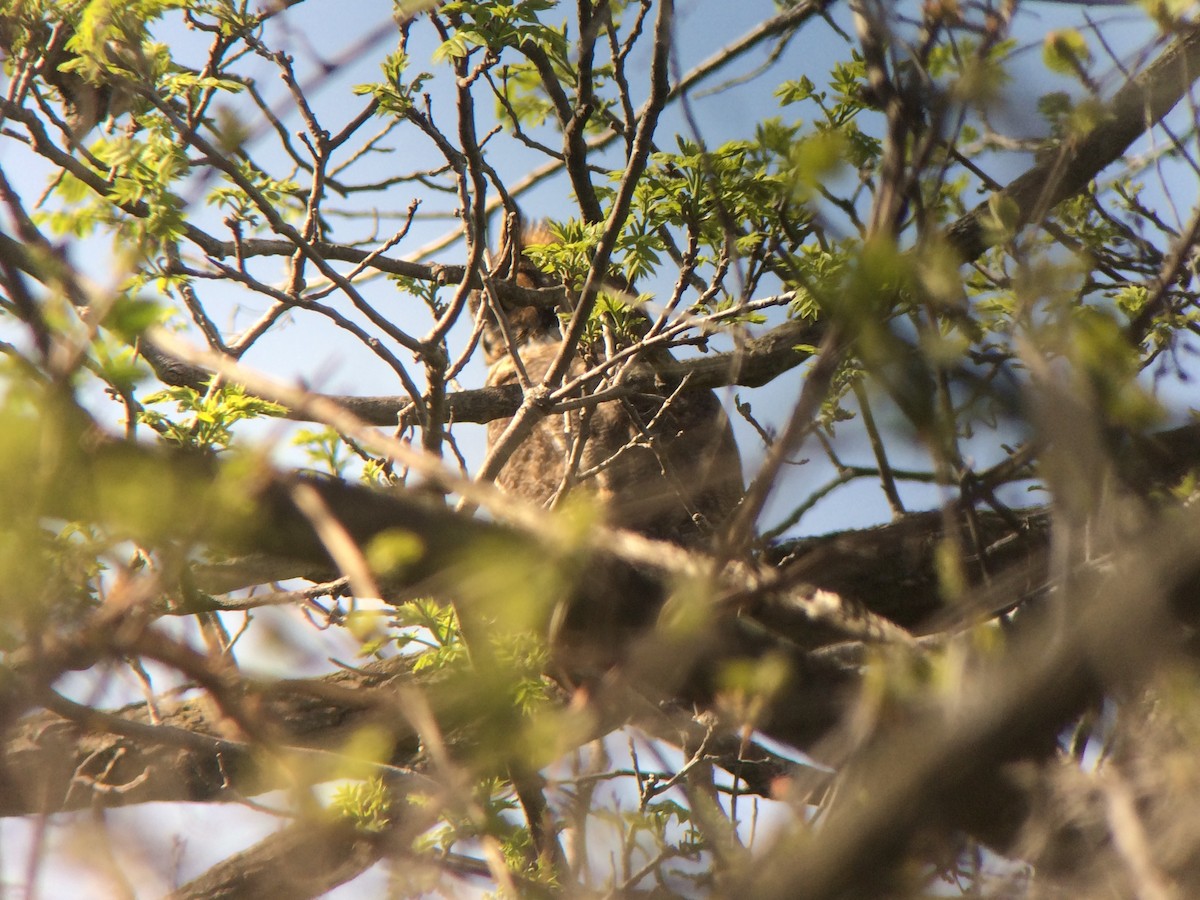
left=471, top=224, right=564, bottom=364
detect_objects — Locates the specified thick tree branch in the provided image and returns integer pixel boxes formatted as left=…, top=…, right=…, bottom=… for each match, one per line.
left=946, top=23, right=1200, bottom=262
left=1, top=658, right=422, bottom=817
left=170, top=814, right=420, bottom=900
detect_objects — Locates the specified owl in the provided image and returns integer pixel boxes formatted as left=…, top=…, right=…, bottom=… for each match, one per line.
left=473, top=222, right=743, bottom=546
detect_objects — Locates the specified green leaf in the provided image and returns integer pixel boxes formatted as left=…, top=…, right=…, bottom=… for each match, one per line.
left=331, top=776, right=392, bottom=833
left=775, top=76, right=817, bottom=105
left=366, top=529, right=425, bottom=576
left=985, top=191, right=1021, bottom=242
left=101, top=295, right=168, bottom=341
left=1043, top=29, right=1092, bottom=76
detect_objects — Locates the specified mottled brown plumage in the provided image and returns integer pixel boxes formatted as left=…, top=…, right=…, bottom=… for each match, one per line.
left=474, top=224, right=743, bottom=545
left=0, top=11, right=134, bottom=137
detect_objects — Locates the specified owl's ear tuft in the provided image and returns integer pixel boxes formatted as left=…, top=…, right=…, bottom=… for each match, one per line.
left=488, top=210, right=525, bottom=282
left=496, top=214, right=557, bottom=289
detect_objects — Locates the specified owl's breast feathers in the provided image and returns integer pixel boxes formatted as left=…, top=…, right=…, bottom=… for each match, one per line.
left=485, top=338, right=743, bottom=545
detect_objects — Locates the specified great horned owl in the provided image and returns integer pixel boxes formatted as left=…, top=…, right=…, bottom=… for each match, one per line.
left=474, top=222, right=743, bottom=546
